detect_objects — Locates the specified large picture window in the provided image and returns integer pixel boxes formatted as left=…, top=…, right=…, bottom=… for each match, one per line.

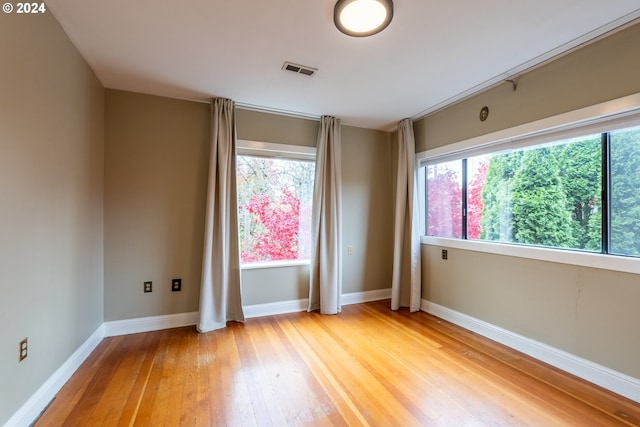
left=423, top=123, right=640, bottom=257
left=236, top=142, right=315, bottom=266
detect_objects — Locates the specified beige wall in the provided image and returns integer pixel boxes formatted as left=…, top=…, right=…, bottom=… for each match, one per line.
left=415, top=22, right=640, bottom=378
left=236, top=109, right=318, bottom=147
left=104, top=91, right=210, bottom=320
left=422, top=247, right=640, bottom=378
left=104, top=92, right=394, bottom=317
left=341, top=126, right=394, bottom=294
left=0, top=11, right=105, bottom=426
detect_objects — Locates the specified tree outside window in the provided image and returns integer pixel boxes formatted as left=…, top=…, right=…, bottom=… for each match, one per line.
left=475, top=137, right=602, bottom=250
left=610, top=126, right=640, bottom=256
left=237, top=155, right=314, bottom=264
left=426, top=160, right=462, bottom=238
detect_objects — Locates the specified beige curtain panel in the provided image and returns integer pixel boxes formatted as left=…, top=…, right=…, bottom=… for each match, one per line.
left=391, top=118, right=422, bottom=312
left=198, top=98, right=245, bottom=333
left=308, top=116, right=343, bottom=315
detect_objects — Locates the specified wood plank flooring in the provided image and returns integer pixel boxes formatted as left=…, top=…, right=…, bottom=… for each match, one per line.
left=35, top=300, right=640, bottom=426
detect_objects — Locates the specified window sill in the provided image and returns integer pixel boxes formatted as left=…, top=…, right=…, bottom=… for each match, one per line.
left=421, top=236, right=640, bottom=275
left=241, top=259, right=310, bottom=270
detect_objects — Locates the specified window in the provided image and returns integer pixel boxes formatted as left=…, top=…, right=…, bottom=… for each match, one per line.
left=236, top=141, right=315, bottom=266
left=467, top=134, right=602, bottom=251
left=426, top=160, right=462, bottom=238
left=610, top=126, right=640, bottom=256
left=423, top=120, right=640, bottom=258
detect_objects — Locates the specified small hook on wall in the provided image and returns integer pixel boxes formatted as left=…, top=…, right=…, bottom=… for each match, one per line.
left=506, top=79, right=518, bottom=91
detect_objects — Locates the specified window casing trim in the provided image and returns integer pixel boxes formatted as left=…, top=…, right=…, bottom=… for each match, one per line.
left=421, top=235, right=640, bottom=275
left=240, top=259, right=310, bottom=270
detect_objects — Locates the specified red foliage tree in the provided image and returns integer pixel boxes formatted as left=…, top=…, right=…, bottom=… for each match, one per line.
left=427, top=168, right=462, bottom=238
left=240, top=188, right=302, bottom=262
left=467, top=160, right=488, bottom=239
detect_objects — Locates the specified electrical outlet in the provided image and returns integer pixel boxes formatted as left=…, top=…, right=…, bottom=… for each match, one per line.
left=347, top=246, right=354, bottom=255
left=442, top=249, right=448, bottom=260
left=19, top=338, right=27, bottom=362
left=144, top=281, right=152, bottom=293
left=172, top=278, right=182, bottom=292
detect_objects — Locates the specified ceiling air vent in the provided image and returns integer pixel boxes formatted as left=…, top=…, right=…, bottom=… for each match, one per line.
left=282, top=61, right=317, bottom=76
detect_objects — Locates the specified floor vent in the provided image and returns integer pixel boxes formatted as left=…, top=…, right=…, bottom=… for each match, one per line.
left=282, top=61, right=317, bottom=76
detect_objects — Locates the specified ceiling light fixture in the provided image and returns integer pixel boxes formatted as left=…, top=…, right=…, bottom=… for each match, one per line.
left=334, top=0, right=393, bottom=37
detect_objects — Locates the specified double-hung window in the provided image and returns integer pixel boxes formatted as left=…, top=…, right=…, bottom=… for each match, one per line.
left=236, top=141, right=315, bottom=267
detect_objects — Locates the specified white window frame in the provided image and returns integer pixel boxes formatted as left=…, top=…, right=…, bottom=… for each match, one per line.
left=237, top=140, right=316, bottom=270
left=417, top=92, right=640, bottom=275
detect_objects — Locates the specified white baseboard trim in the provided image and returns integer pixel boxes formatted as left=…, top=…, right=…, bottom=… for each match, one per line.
left=421, top=299, right=640, bottom=403
left=243, top=288, right=392, bottom=318
left=342, top=288, right=391, bottom=306
left=104, top=312, right=199, bottom=337
left=244, top=298, right=309, bottom=318
left=6, top=290, right=393, bottom=426
left=103, top=288, right=393, bottom=335
left=4, top=325, right=105, bottom=427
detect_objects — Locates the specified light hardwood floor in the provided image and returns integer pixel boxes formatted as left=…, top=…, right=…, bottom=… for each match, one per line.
left=35, top=300, right=640, bottom=426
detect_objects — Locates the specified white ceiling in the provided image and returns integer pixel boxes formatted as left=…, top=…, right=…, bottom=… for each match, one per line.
left=47, top=0, right=640, bottom=131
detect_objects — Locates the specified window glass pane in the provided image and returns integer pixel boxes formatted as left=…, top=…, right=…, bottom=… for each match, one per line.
left=426, top=160, right=462, bottom=238
left=557, top=135, right=602, bottom=251
left=467, top=155, right=489, bottom=240
left=610, top=125, right=640, bottom=257
left=237, top=156, right=314, bottom=264
left=468, top=135, right=601, bottom=250
left=474, top=150, right=519, bottom=243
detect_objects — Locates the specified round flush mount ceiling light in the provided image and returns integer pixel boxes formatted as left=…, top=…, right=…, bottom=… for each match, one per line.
left=334, top=0, right=393, bottom=37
